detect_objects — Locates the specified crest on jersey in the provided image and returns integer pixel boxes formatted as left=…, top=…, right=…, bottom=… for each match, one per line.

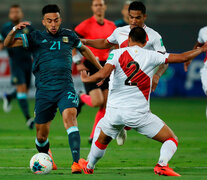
left=107, top=53, right=114, bottom=60
left=62, top=36, right=69, bottom=43
left=160, top=38, right=164, bottom=47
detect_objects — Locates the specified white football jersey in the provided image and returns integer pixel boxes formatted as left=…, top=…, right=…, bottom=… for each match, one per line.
left=106, top=46, right=169, bottom=112
left=107, top=25, right=166, bottom=52
left=197, top=26, right=207, bottom=62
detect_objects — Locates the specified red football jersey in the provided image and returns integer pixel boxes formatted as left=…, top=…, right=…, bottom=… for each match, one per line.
left=75, top=16, right=116, bottom=61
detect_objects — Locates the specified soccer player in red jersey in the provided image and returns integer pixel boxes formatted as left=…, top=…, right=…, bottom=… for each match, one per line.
left=74, top=0, right=116, bottom=143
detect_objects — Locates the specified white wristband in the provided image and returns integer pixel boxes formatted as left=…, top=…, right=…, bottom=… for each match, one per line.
left=12, top=26, right=17, bottom=32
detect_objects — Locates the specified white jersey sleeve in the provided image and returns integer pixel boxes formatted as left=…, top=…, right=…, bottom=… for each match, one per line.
left=149, top=51, right=169, bottom=67
left=152, top=33, right=166, bottom=52
left=106, top=50, right=118, bottom=67
left=107, top=28, right=119, bottom=45
left=197, top=27, right=207, bottom=44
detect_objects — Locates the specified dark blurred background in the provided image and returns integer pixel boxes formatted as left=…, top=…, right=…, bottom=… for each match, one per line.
left=0, top=0, right=207, bottom=51
left=0, top=0, right=206, bottom=97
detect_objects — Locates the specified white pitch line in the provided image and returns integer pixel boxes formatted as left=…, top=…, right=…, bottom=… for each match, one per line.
left=0, top=136, right=89, bottom=140
left=0, top=147, right=202, bottom=151
left=0, top=147, right=90, bottom=151
left=0, top=166, right=207, bottom=170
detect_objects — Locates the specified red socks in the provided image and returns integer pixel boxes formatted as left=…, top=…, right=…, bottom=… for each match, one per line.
left=80, top=94, right=93, bottom=107
left=90, top=108, right=106, bottom=139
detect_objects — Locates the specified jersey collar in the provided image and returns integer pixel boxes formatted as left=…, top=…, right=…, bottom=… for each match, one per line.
left=92, top=16, right=105, bottom=26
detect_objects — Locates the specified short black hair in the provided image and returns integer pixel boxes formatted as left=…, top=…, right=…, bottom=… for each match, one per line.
left=129, top=27, right=146, bottom=44
left=42, top=4, right=60, bottom=16
left=10, top=4, right=21, bottom=9
left=128, top=1, right=146, bottom=14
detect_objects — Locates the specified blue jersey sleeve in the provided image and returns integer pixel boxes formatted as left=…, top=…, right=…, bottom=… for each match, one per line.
left=21, top=30, right=38, bottom=49
left=71, top=31, right=82, bottom=49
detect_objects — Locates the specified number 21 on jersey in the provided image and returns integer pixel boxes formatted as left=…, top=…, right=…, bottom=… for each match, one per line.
left=50, top=41, right=61, bottom=50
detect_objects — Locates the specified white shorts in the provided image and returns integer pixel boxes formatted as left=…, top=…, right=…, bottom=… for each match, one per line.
left=96, top=106, right=164, bottom=139
left=200, top=62, right=207, bottom=95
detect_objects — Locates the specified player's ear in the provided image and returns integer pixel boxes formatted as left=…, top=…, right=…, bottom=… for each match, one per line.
left=128, top=37, right=131, bottom=46
left=42, top=19, right=45, bottom=26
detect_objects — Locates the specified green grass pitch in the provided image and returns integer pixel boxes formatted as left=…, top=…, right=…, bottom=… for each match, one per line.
left=0, top=98, right=207, bottom=179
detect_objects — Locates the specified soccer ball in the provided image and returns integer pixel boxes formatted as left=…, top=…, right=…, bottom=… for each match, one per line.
left=30, top=153, right=53, bottom=174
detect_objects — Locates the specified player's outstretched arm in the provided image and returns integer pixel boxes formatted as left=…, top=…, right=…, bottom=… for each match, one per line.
left=168, top=43, right=207, bottom=63
left=81, top=64, right=114, bottom=83
left=81, top=38, right=113, bottom=49
left=4, top=21, right=30, bottom=48
left=184, top=42, right=204, bottom=72
left=152, top=63, right=168, bottom=92
left=79, top=44, right=103, bottom=70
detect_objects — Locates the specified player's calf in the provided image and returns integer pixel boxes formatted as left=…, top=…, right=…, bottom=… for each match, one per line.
left=81, top=130, right=111, bottom=174
left=153, top=125, right=180, bottom=176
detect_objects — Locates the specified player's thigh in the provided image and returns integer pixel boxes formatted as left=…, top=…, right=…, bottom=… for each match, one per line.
left=97, top=107, right=124, bottom=140
left=134, top=112, right=165, bottom=139
left=101, top=89, right=109, bottom=108
left=35, top=91, right=58, bottom=124
left=89, top=88, right=104, bottom=107
left=36, top=121, right=51, bottom=142
left=200, top=64, right=207, bottom=95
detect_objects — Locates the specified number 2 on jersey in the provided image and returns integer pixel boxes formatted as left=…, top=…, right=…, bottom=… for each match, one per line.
left=125, top=61, right=140, bottom=86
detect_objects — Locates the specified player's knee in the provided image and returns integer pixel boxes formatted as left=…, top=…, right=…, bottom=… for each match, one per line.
left=63, top=108, right=77, bottom=119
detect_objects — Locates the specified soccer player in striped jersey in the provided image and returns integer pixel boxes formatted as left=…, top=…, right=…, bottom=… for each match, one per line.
left=82, top=1, right=168, bottom=146
left=79, top=26, right=207, bottom=176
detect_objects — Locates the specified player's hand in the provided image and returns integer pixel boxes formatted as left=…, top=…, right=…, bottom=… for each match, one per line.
left=184, top=60, right=192, bottom=72
left=97, top=79, right=105, bottom=87
left=76, top=63, right=89, bottom=72
left=151, top=74, right=160, bottom=92
left=80, top=39, right=87, bottom=45
left=80, top=70, right=90, bottom=82
left=15, top=22, right=30, bottom=30
left=202, top=42, right=207, bottom=52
